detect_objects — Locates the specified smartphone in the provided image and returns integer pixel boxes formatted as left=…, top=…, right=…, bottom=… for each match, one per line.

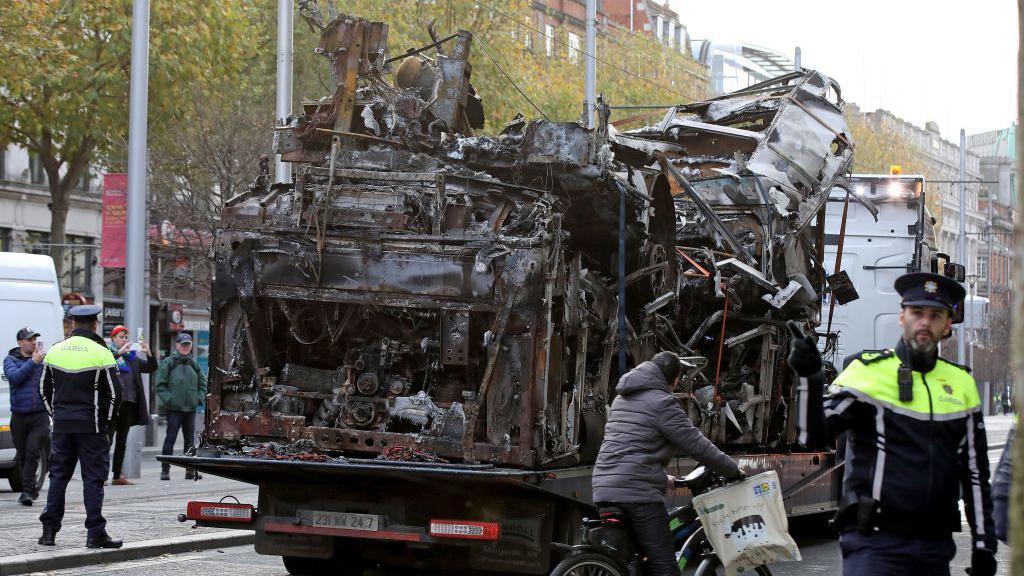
left=137, top=328, right=145, bottom=344
left=35, top=341, right=42, bottom=351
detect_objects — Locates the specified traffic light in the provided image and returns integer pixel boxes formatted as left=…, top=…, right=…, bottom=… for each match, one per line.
left=889, top=165, right=903, bottom=175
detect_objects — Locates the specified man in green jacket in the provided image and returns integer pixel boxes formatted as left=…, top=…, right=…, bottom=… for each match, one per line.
left=156, top=333, right=206, bottom=481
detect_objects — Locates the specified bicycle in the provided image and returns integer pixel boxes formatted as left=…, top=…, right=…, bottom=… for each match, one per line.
left=550, top=466, right=773, bottom=576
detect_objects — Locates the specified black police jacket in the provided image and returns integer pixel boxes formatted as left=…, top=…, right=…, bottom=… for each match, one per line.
left=799, top=339, right=997, bottom=553
left=40, top=328, right=122, bottom=434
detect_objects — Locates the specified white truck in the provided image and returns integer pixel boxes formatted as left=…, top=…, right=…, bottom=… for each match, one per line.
left=0, top=253, right=63, bottom=492
left=822, top=174, right=967, bottom=367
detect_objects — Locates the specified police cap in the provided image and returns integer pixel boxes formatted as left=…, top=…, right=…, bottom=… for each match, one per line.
left=894, top=272, right=965, bottom=312
left=68, top=304, right=103, bottom=323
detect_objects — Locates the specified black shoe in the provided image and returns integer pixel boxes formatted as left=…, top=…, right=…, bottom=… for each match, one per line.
left=86, top=534, right=123, bottom=549
left=160, top=472, right=170, bottom=481
left=38, top=527, right=56, bottom=546
left=18, top=493, right=33, bottom=506
left=184, top=470, right=202, bottom=480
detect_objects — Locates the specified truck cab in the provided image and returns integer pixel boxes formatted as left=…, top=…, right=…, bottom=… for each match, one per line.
left=823, top=174, right=964, bottom=365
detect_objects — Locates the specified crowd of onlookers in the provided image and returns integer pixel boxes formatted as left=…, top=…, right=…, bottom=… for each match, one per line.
left=4, top=307, right=207, bottom=548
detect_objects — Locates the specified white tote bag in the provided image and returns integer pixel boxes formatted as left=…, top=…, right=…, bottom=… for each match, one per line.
left=690, top=470, right=800, bottom=575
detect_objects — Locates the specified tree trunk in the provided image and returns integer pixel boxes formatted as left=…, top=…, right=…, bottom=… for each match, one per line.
left=1011, top=1, right=1024, bottom=570
left=44, top=169, right=68, bottom=294
left=45, top=170, right=82, bottom=296
left=40, top=132, right=94, bottom=296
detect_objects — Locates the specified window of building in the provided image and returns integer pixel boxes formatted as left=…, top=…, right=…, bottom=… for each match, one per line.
left=567, top=32, right=581, bottom=64
left=524, top=26, right=533, bottom=50
left=22, top=231, right=95, bottom=295
left=663, top=19, right=672, bottom=46
left=78, top=165, right=90, bottom=192
left=0, top=228, right=10, bottom=252
left=29, top=153, right=46, bottom=185
left=978, top=254, right=988, bottom=281
left=545, top=24, right=554, bottom=57
left=24, top=230, right=50, bottom=255
left=655, top=16, right=663, bottom=40
left=64, top=236, right=95, bottom=296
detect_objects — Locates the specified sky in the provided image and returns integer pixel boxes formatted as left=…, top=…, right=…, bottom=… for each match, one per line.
left=670, top=0, right=1019, bottom=143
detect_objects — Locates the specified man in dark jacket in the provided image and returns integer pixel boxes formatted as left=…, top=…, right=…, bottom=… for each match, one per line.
left=3, top=327, right=49, bottom=505
left=592, top=351, right=742, bottom=576
left=107, top=325, right=157, bottom=485
left=156, top=333, right=206, bottom=481
left=38, top=305, right=123, bottom=549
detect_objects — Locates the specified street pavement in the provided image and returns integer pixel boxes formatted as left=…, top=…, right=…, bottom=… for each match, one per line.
left=0, top=426, right=257, bottom=574
left=5, top=415, right=1017, bottom=575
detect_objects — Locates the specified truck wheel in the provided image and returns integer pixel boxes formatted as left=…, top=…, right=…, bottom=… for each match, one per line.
left=549, top=551, right=624, bottom=576
left=8, top=442, right=49, bottom=494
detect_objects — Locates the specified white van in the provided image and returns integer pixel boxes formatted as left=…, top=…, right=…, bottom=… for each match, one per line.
left=0, top=253, right=63, bottom=492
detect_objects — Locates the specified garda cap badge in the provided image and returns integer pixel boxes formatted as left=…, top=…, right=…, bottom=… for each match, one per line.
left=942, top=383, right=953, bottom=395
left=924, top=281, right=938, bottom=294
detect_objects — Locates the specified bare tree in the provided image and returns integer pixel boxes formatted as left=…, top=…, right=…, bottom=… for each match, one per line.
left=148, top=84, right=274, bottom=302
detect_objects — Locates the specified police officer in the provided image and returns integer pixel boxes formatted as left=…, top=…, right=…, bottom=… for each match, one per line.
left=37, top=305, right=123, bottom=549
left=789, top=272, right=997, bottom=576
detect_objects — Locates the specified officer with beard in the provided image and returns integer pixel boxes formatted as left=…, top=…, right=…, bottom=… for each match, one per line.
left=789, top=272, right=996, bottom=576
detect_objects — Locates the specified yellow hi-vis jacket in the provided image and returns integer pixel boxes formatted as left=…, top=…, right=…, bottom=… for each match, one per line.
left=40, top=328, right=121, bottom=434
left=800, top=343, right=996, bottom=553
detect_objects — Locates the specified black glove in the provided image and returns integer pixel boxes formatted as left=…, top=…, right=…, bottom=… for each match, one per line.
left=967, top=549, right=996, bottom=576
left=786, top=321, right=822, bottom=377
left=722, top=464, right=745, bottom=481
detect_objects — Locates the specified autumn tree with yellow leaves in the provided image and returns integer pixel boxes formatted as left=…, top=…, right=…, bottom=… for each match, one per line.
left=845, top=106, right=943, bottom=230
left=295, top=0, right=709, bottom=129
left=0, top=1, right=270, bottom=284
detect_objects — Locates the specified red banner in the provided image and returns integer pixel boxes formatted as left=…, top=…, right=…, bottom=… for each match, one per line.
left=101, top=173, right=127, bottom=268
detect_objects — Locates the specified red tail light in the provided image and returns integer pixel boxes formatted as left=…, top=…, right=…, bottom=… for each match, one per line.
left=428, top=519, right=500, bottom=541
left=186, top=501, right=255, bottom=523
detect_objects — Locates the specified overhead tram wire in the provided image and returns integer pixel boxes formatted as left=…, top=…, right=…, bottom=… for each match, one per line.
left=472, top=33, right=551, bottom=121
left=469, top=0, right=689, bottom=101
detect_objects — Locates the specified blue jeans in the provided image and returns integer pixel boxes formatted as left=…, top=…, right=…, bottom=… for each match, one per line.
left=840, top=530, right=956, bottom=576
left=39, top=432, right=110, bottom=538
left=161, top=410, right=195, bottom=474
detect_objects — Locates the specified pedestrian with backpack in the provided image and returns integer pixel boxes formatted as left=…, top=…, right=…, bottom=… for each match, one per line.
left=155, top=333, right=206, bottom=481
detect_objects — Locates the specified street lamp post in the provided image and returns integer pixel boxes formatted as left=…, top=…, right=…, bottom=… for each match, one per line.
left=966, top=273, right=979, bottom=370
left=124, top=0, right=151, bottom=479
left=966, top=272, right=982, bottom=410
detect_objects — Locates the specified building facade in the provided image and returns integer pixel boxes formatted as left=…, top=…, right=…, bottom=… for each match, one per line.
left=530, top=0, right=692, bottom=59
left=690, top=42, right=797, bottom=96
left=603, top=0, right=690, bottom=53
left=1, top=143, right=211, bottom=366
left=967, top=125, right=1017, bottom=412
left=0, top=144, right=103, bottom=300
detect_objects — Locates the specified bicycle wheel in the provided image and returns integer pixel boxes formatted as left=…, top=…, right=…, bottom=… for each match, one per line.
left=693, top=555, right=772, bottom=576
left=549, top=551, right=626, bottom=576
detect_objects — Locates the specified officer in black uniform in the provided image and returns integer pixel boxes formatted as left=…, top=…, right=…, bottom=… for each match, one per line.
left=789, top=272, right=996, bottom=576
left=38, top=305, right=124, bottom=549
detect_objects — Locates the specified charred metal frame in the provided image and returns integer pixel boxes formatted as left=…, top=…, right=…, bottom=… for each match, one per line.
left=204, top=9, right=856, bottom=467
